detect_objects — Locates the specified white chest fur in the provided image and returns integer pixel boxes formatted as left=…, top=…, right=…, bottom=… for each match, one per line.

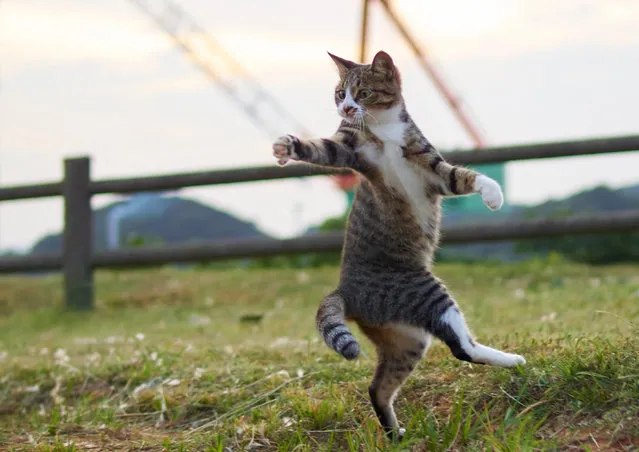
left=365, top=121, right=434, bottom=229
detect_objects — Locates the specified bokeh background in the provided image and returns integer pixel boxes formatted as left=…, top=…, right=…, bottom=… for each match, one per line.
left=1, top=0, right=639, bottom=260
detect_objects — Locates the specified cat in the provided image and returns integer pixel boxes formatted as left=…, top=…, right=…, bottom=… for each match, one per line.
left=272, top=50, right=526, bottom=440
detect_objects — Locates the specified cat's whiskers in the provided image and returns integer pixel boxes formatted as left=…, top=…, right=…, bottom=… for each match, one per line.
left=354, top=111, right=364, bottom=131
left=363, top=110, right=380, bottom=125
left=343, top=116, right=360, bottom=130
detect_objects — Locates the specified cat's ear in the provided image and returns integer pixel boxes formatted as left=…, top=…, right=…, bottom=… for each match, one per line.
left=371, top=50, right=395, bottom=77
left=328, top=52, right=357, bottom=78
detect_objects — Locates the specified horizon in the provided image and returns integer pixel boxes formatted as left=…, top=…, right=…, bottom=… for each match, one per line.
left=1, top=0, right=639, bottom=250
left=2, top=178, right=636, bottom=254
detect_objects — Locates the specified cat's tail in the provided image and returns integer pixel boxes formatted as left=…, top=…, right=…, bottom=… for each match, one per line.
left=316, top=291, right=360, bottom=360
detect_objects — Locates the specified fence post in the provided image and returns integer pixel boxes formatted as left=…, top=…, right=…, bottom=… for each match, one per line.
left=63, top=157, right=93, bottom=310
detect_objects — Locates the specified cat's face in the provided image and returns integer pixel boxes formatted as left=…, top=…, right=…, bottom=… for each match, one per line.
left=329, top=51, right=402, bottom=125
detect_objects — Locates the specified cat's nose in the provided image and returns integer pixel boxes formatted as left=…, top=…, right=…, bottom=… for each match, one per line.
left=343, top=106, right=356, bottom=117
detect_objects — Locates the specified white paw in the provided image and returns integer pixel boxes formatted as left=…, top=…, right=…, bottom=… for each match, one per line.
left=473, top=344, right=526, bottom=367
left=272, top=135, right=299, bottom=166
left=475, top=175, right=504, bottom=210
left=502, top=353, right=526, bottom=367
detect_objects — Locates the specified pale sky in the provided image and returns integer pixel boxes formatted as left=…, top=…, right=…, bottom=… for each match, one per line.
left=1, top=0, right=639, bottom=251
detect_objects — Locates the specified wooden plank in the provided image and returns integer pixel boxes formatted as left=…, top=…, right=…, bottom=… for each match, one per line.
left=62, top=157, right=94, bottom=310
left=0, top=253, right=62, bottom=273
left=88, top=135, right=639, bottom=194
left=90, top=164, right=348, bottom=194
left=90, top=210, right=639, bottom=268
left=445, top=134, right=639, bottom=165
left=2, top=209, right=638, bottom=273
left=0, top=135, right=636, bottom=199
left=0, top=183, right=62, bottom=202
left=92, top=232, right=345, bottom=268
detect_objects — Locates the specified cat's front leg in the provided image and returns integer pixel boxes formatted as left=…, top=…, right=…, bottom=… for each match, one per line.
left=272, top=135, right=302, bottom=166
left=272, top=130, right=362, bottom=170
left=437, top=161, right=504, bottom=211
left=473, top=174, right=504, bottom=211
left=406, top=148, right=504, bottom=210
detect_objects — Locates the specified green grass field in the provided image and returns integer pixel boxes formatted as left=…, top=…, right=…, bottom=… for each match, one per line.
left=1, top=259, right=638, bottom=451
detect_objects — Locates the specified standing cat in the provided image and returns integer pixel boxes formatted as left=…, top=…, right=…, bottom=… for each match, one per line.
left=272, top=50, right=525, bottom=440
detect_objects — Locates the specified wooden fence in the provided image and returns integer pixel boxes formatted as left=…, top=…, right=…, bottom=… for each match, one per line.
left=1, top=135, right=638, bottom=310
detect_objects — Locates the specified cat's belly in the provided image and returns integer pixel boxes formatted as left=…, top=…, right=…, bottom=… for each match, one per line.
left=362, top=141, right=434, bottom=231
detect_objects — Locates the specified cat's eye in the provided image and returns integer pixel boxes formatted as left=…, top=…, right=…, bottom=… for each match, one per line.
left=358, top=89, right=373, bottom=99
left=336, top=90, right=346, bottom=100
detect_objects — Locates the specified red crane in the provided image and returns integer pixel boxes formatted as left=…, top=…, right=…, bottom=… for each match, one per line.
left=364, top=0, right=487, bottom=148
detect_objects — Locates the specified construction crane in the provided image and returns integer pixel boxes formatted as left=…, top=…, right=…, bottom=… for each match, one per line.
left=125, top=0, right=361, bottom=220
left=362, top=0, right=487, bottom=149
left=126, top=0, right=312, bottom=139
left=126, top=0, right=325, bottom=236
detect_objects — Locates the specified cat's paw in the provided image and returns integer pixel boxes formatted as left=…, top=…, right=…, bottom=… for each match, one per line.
left=472, top=344, right=526, bottom=367
left=385, top=427, right=406, bottom=442
left=475, top=175, right=504, bottom=210
left=272, top=135, right=299, bottom=166
left=502, top=353, right=526, bottom=367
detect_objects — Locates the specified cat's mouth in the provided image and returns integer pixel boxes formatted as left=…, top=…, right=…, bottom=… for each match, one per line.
left=339, top=108, right=357, bottom=119
left=339, top=109, right=368, bottom=126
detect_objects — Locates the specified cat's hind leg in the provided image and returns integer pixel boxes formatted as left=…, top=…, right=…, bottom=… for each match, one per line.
left=360, top=323, right=430, bottom=441
left=402, top=274, right=525, bottom=367
left=433, top=304, right=526, bottom=367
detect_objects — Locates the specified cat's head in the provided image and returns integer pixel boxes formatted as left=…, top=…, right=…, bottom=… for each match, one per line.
left=328, top=50, right=402, bottom=124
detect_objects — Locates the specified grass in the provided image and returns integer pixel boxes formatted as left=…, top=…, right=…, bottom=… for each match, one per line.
left=1, top=257, right=638, bottom=451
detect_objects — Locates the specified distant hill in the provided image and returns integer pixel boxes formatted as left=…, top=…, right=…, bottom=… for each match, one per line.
left=441, top=183, right=639, bottom=262
left=27, top=183, right=639, bottom=263
left=31, top=196, right=267, bottom=255
left=521, top=185, right=639, bottom=217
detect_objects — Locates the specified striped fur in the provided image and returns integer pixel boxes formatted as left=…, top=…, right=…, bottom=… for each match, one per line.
left=272, top=50, right=524, bottom=440
left=316, top=291, right=360, bottom=360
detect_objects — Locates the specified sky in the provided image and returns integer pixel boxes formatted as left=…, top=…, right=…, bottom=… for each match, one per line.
left=1, top=0, right=639, bottom=251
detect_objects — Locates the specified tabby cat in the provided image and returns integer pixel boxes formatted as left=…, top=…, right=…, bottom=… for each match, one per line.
left=272, top=50, right=526, bottom=440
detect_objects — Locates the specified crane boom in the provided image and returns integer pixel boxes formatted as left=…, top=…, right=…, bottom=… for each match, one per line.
left=126, top=0, right=312, bottom=139
left=377, top=0, right=487, bottom=148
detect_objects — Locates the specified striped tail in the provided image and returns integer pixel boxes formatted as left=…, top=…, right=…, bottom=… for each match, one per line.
left=316, top=291, right=360, bottom=360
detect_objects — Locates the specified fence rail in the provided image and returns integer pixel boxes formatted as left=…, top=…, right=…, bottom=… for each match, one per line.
left=2, top=209, right=639, bottom=274
left=1, top=134, right=638, bottom=201
left=0, top=134, right=638, bottom=309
